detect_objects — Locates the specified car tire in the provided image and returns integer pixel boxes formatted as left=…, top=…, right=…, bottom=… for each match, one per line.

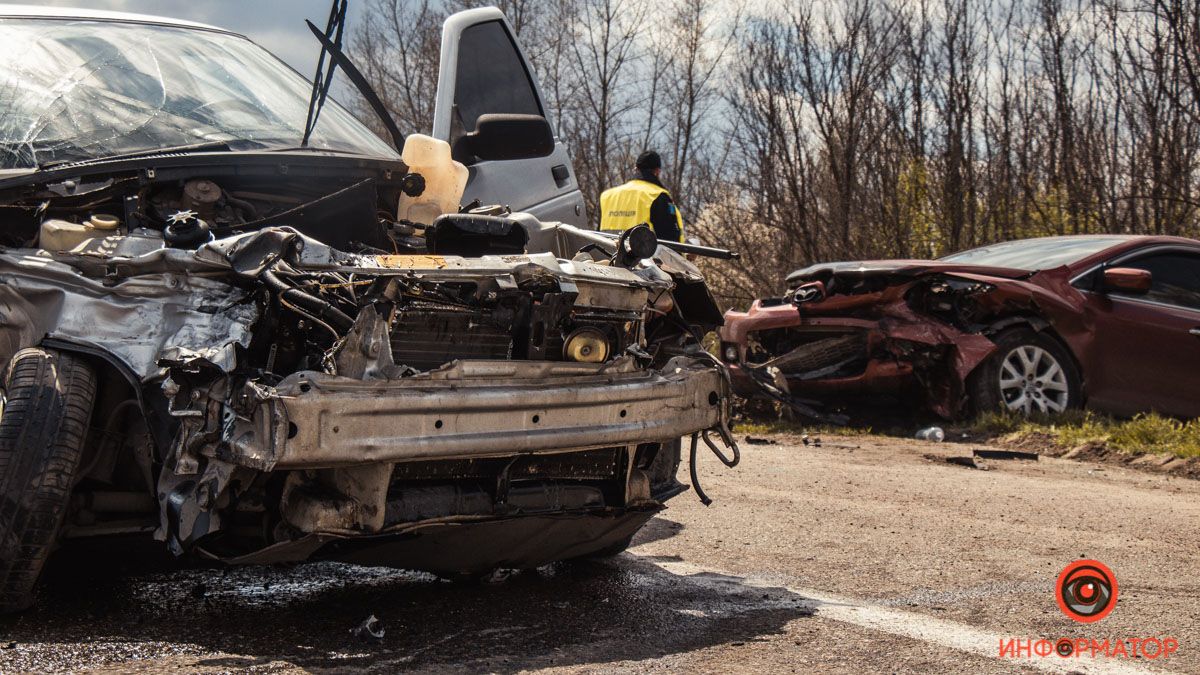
left=969, top=327, right=1081, bottom=417
left=0, top=348, right=96, bottom=613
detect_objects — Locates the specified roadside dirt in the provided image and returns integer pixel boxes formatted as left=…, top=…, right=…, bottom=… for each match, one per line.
left=0, top=433, right=1195, bottom=673
left=994, top=432, right=1200, bottom=480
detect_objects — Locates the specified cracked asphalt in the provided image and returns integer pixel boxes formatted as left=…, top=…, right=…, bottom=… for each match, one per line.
left=1, top=432, right=1196, bottom=674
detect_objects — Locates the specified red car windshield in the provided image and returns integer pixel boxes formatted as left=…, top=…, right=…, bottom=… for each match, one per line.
left=939, top=236, right=1127, bottom=270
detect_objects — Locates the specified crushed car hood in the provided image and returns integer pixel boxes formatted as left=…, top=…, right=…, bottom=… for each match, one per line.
left=0, top=223, right=674, bottom=382
left=786, top=260, right=1033, bottom=287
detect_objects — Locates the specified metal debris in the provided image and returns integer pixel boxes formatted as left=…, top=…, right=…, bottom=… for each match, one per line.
left=351, top=614, right=385, bottom=641
left=943, top=455, right=988, bottom=470
left=973, top=449, right=1039, bottom=461
left=744, top=436, right=777, bottom=446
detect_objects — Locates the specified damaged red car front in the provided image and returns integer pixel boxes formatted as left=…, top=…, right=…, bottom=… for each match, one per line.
left=720, top=235, right=1200, bottom=420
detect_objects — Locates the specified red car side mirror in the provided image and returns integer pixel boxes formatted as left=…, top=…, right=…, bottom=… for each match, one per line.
left=1102, top=267, right=1152, bottom=294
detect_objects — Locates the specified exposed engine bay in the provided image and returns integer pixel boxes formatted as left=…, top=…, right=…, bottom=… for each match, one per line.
left=0, top=155, right=734, bottom=573
left=719, top=260, right=1089, bottom=420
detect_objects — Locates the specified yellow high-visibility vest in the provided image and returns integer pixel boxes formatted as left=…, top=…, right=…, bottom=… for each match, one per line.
left=598, top=179, right=684, bottom=242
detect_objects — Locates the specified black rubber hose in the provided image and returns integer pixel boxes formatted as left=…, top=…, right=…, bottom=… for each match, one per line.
left=223, top=193, right=259, bottom=221
left=703, top=429, right=741, bottom=468
left=689, top=433, right=713, bottom=506
left=260, top=269, right=354, bottom=333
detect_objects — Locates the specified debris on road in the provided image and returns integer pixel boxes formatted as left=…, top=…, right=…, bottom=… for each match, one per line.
left=744, top=436, right=777, bottom=446
left=973, top=449, right=1039, bottom=461
left=916, top=427, right=946, bottom=442
left=929, top=454, right=990, bottom=470
left=352, top=614, right=386, bottom=641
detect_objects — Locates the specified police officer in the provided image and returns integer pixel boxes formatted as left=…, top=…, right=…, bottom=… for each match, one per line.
left=599, top=150, right=684, bottom=242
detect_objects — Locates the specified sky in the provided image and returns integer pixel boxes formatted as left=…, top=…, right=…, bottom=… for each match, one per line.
left=31, top=0, right=362, bottom=77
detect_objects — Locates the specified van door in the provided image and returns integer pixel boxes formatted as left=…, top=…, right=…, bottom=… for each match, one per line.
left=433, top=7, right=587, bottom=227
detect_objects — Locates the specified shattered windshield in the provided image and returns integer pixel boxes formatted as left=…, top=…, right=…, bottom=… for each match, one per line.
left=0, top=18, right=398, bottom=169
left=939, top=236, right=1127, bottom=270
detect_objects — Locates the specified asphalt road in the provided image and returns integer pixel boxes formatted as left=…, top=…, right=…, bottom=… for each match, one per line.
left=1, top=433, right=1197, bottom=674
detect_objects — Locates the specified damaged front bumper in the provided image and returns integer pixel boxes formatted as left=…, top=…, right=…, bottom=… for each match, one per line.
left=719, top=297, right=1000, bottom=418
left=215, top=355, right=729, bottom=470
left=161, top=353, right=731, bottom=560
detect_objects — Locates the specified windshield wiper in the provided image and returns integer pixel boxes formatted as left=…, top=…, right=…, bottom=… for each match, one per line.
left=302, top=0, right=348, bottom=149
left=37, top=140, right=238, bottom=171
left=303, top=2, right=405, bottom=153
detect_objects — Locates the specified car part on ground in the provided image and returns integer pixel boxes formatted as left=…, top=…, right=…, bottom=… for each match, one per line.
left=720, top=235, right=1200, bottom=420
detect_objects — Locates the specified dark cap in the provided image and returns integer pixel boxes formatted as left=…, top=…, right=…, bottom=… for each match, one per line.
left=636, top=150, right=662, bottom=172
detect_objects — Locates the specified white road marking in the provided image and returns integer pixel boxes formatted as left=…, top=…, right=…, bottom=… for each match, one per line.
left=640, top=557, right=1169, bottom=675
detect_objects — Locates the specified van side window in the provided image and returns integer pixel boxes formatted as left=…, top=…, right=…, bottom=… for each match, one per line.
left=453, top=21, right=541, bottom=133
left=1118, top=252, right=1200, bottom=311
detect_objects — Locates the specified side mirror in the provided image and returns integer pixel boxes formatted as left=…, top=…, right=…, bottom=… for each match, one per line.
left=459, top=114, right=554, bottom=162
left=1102, top=267, right=1152, bottom=294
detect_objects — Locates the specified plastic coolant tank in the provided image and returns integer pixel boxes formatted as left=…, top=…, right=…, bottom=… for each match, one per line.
left=39, top=219, right=95, bottom=252
left=39, top=215, right=124, bottom=252
left=397, top=134, right=468, bottom=226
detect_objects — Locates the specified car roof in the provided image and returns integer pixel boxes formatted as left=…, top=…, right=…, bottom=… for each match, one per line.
left=961, top=233, right=1196, bottom=247
left=0, top=4, right=232, bottom=35
left=785, top=234, right=1200, bottom=285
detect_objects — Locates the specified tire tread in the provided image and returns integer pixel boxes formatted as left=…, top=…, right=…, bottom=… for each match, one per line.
left=0, top=348, right=95, bottom=612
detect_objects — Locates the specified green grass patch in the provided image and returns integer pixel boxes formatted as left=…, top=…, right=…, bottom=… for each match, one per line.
left=966, top=410, right=1200, bottom=458
left=733, top=418, right=876, bottom=437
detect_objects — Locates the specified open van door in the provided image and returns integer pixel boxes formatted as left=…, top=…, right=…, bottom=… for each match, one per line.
left=433, top=7, right=587, bottom=227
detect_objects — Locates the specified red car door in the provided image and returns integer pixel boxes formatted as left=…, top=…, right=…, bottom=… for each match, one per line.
left=1082, top=249, right=1200, bottom=418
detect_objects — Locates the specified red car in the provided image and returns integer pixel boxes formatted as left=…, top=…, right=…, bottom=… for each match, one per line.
left=719, top=235, right=1200, bottom=419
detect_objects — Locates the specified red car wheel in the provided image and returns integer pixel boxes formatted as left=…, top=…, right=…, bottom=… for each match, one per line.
left=969, top=328, right=1082, bottom=416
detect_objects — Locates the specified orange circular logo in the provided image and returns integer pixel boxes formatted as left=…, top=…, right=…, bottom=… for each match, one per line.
left=1056, top=559, right=1118, bottom=623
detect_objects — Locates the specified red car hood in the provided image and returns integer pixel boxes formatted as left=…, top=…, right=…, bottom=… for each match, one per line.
left=786, top=260, right=1035, bottom=287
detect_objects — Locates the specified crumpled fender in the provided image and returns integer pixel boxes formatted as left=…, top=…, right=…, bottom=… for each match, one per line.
left=945, top=268, right=1094, bottom=359
left=0, top=246, right=257, bottom=379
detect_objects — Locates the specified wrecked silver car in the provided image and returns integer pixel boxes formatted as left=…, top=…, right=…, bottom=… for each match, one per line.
left=0, top=6, right=734, bottom=611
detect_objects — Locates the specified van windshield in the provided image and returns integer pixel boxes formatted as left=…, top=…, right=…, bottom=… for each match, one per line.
left=0, top=18, right=398, bottom=169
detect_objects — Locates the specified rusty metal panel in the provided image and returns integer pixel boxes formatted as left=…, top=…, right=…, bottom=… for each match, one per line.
left=229, top=357, right=726, bottom=468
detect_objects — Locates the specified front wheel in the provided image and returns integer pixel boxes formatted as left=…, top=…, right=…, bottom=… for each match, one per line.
left=0, top=348, right=97, bottom=612
left=968, top=328, right=1082, bottom=416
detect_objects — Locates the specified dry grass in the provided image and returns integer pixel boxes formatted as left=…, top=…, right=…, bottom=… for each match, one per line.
left=733, top=418, right=877, bottom=437
left=967, top=410, right=1200, bottom=458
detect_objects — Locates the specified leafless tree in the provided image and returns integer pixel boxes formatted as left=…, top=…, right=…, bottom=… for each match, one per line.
left=349, top=0, right=1200, bottom=307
